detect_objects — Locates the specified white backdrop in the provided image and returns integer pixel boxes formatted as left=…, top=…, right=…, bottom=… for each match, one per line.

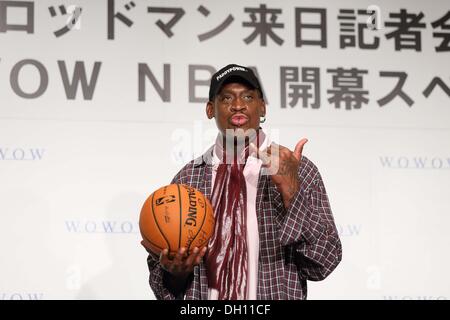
left=1, top=0, right=449, bottom=300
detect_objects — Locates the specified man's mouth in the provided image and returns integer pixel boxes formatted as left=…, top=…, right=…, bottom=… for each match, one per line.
left=230, top=114, right=249, bottom=127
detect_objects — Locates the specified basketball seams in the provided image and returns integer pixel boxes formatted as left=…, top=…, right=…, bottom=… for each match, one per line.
left=177, top=184, right=182, bottom=250
left=151, top=191, right=171, bottom=253
left=142, top=233, right=165, bottom=251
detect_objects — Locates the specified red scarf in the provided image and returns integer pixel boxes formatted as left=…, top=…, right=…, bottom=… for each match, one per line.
left=206, top=132, right=262, bottom=300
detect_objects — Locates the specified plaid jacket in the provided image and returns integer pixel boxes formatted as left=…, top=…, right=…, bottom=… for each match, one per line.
left=146, top=147, right=342, bottom=300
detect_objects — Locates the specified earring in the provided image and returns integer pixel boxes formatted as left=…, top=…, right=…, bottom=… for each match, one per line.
left=260, top=115, right=266, bottom=123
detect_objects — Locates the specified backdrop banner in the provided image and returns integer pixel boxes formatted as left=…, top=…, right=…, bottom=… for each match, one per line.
left=1, top=0, right=449, bottom=300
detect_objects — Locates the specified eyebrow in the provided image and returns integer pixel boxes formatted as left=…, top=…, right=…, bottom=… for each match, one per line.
left=218, top=89, right=256, bottom=96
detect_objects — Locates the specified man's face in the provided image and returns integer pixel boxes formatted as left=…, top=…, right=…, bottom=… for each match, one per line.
left=206, top=82, right=266, bottom=137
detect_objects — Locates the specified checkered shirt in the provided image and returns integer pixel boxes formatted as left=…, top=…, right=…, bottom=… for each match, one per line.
left=146, top=147, right=342, bottom=300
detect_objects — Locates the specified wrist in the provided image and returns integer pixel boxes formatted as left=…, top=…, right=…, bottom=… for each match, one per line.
left=163, top=269, right=194, bottom=293
left=283, top=183, right=300, bottom=209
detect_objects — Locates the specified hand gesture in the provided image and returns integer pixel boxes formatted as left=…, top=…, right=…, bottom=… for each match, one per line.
left=251, top=138, right=308, bottom=208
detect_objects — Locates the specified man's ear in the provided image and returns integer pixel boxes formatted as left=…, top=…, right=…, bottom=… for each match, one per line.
left=260, top=100, right=266, bottom=118
left=206, top=101, right=214, bottom=119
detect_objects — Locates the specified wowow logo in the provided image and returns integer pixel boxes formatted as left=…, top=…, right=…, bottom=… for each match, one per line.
left=383, top=295, right=447, bottom=300
left=65, top=220, right=138, bottom=234
left=0, top=147, right=45, bottom=161
left=337, top=224, right=362, bottom=237
left=0, top=292, right=44, bottom=300
left=379, top=156, right=450, bottom=169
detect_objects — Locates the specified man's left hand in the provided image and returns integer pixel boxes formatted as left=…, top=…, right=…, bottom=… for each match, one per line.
left=252, top=138, right=308, bottom=209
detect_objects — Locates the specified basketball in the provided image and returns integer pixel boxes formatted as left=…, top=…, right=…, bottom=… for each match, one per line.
left=139, top=184, right=215, bottom=255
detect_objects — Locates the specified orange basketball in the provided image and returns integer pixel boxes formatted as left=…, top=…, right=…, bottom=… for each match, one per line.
left=139, top=184, right=215, bottom=255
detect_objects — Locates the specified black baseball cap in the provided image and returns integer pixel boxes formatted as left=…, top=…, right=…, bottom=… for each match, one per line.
left=208, top=64, right=264, bottom=101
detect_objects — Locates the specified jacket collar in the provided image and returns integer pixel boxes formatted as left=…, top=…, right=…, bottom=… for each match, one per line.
left=192, top=145, right=214, bottom=168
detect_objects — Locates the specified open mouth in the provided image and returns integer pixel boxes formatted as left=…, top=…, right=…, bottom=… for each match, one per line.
left=230, top=114, right=249, bottom=127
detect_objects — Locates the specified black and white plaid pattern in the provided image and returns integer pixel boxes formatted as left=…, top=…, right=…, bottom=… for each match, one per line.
left=146, top=150, right=342, bottom=300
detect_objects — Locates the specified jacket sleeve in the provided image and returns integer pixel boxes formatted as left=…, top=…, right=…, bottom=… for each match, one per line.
left=146, top=250, right=178, bottom=300
left=279, top=161, right=342, bottom=281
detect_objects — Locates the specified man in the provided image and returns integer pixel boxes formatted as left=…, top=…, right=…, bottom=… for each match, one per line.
left=142, top=64, right=342, bottom=300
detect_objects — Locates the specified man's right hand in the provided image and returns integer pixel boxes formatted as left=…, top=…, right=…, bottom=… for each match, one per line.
left=141, top=240, right=207, bottom=295
left=159, top=246, right=207, bottom=279
left=160, top=246, right=207, bottom=295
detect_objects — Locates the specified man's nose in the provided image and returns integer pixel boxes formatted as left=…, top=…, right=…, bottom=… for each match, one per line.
left=230, top=98, right=246, bottom=111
